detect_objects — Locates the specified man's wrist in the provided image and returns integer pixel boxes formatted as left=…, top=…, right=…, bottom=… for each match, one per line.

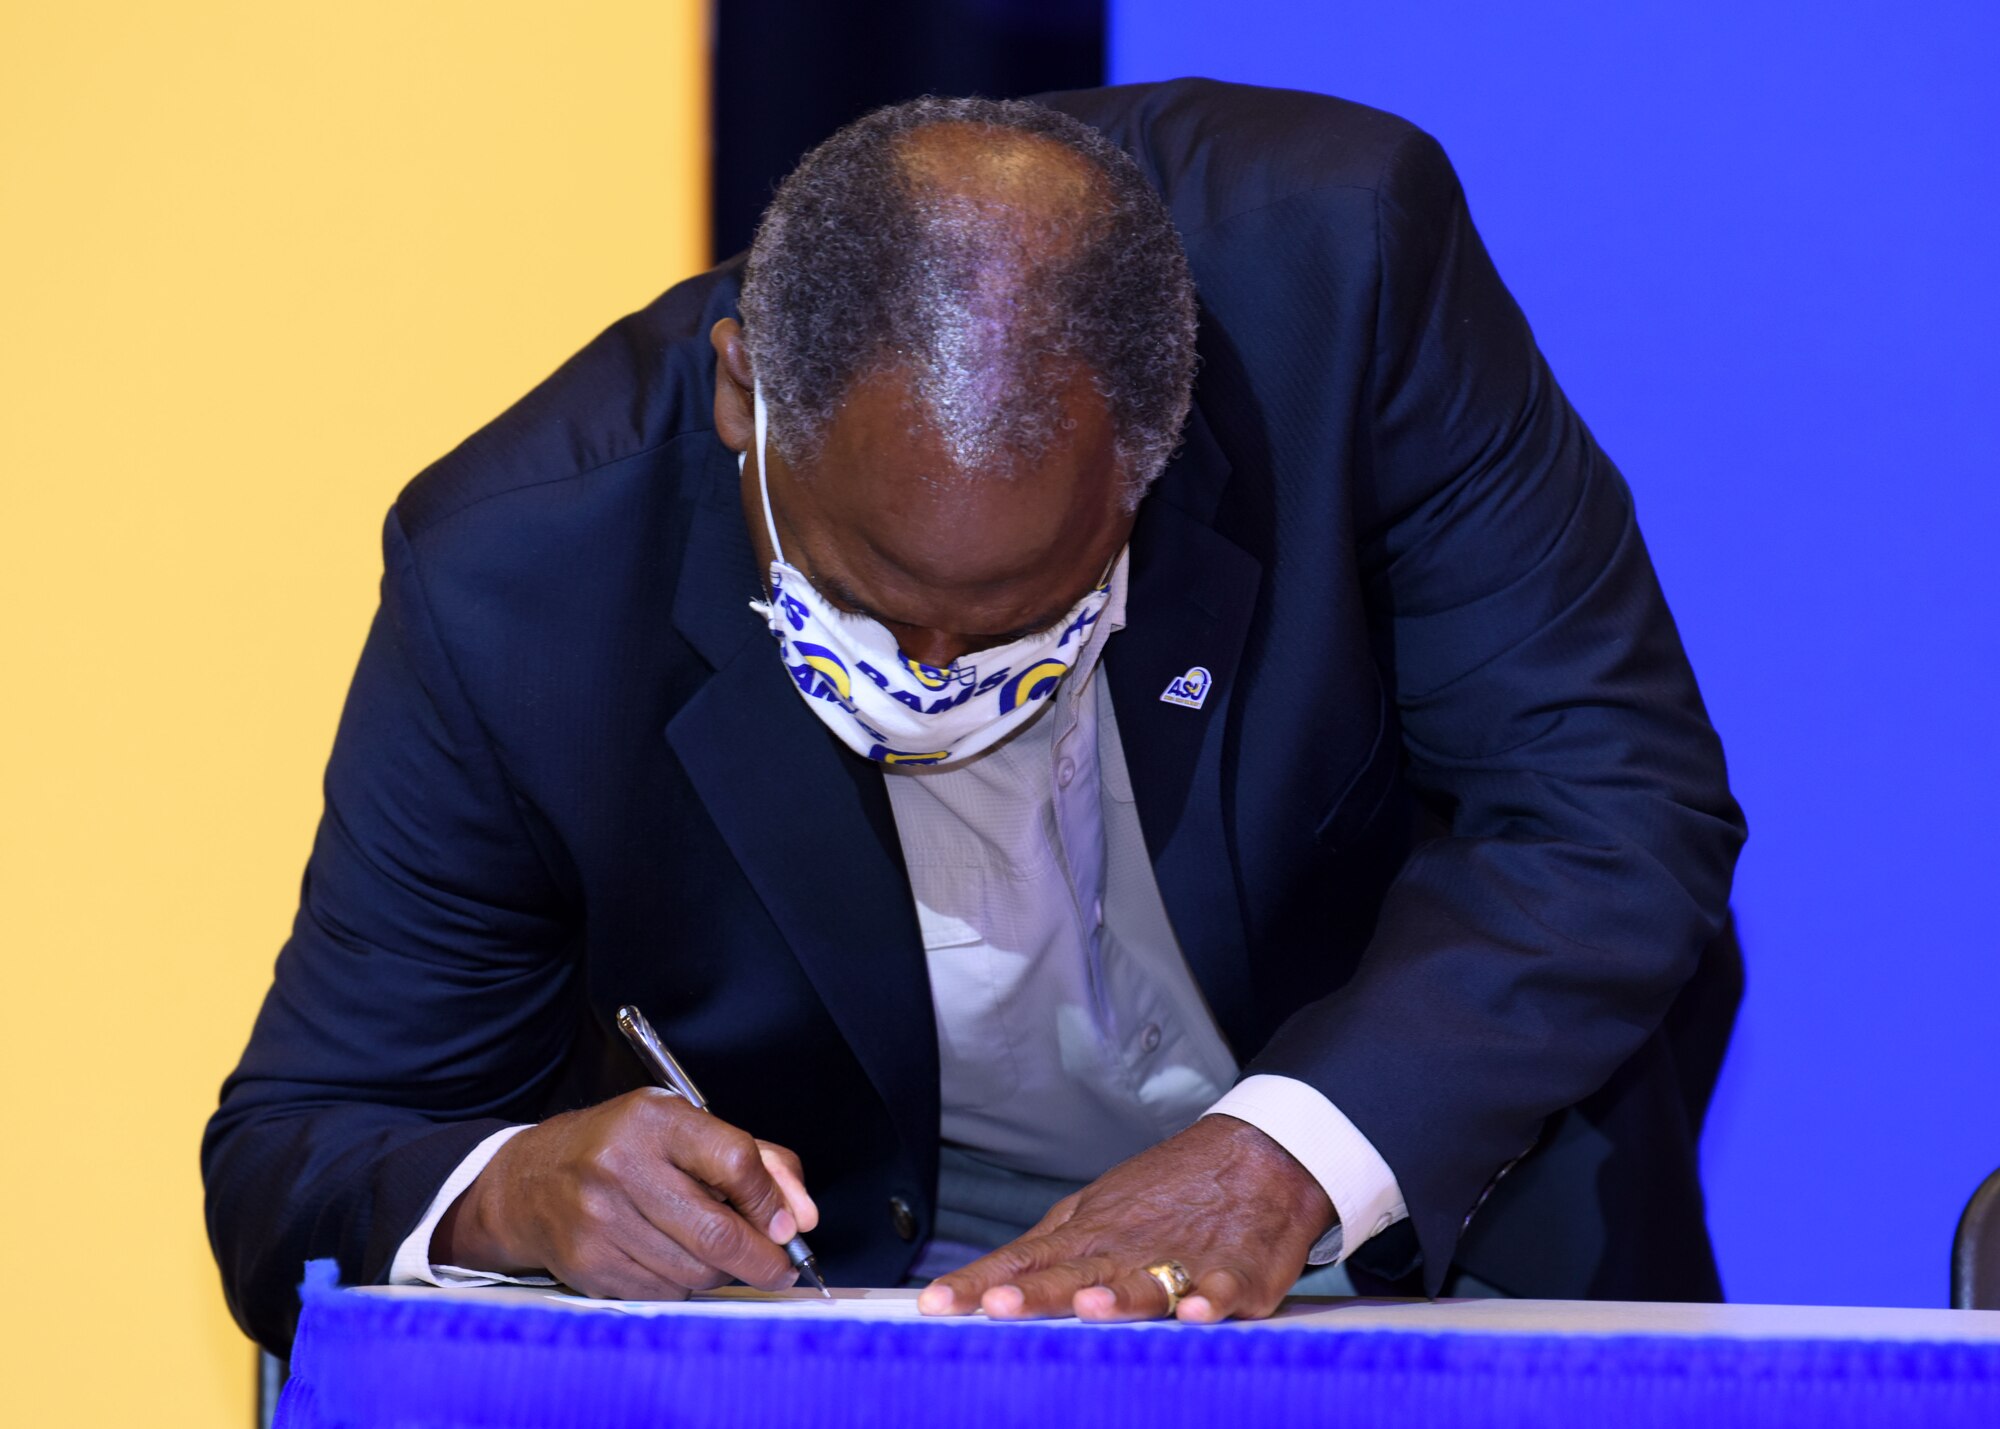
left=434, top=1129, right=534, bottom=1273
left=1205, top=1112, right=1338, bottom=1240
left=1202, top=1076, right=1406, bottom=1265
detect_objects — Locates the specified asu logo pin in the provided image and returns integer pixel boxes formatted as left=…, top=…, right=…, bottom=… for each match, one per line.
left=1159, top=665, right=1212, bottom=710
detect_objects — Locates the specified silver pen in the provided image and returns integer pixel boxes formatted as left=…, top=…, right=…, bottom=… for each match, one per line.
left=615, top=1003, right=830, bottom=1298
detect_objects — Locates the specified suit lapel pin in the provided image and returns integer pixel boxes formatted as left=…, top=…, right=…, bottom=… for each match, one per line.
left=1159, top=665, right=1212, bottom=710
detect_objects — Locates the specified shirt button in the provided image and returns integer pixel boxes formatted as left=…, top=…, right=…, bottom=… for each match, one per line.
left=1056, top=756, right=1077, bottom=788
left=1140, top=1023, right=1162, bottom=1053
left=889, top=1195, right=918, bottom=1242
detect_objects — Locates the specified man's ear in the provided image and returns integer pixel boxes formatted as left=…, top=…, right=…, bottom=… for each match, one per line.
left=710, top=318, right=754, bottom=454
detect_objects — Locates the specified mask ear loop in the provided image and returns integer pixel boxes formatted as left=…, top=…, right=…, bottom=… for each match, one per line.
left=752, top=382, right=787, bottom=567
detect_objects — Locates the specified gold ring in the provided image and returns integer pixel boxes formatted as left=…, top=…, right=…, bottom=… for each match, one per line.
left=1142, top=1259, right=1194, bottom=1315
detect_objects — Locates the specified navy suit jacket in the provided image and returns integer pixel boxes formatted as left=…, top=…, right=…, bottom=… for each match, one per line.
left=204, top=79, right=1745, bottom=1351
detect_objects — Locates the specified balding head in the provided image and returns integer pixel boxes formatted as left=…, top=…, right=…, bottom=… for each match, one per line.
left=888, top=121, right=1109, bottom=474
left=736, top=96, right=1197, bottom=507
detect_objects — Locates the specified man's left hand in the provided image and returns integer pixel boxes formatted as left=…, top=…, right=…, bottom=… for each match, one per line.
left=916, top=1114, right=1334, bottom=1323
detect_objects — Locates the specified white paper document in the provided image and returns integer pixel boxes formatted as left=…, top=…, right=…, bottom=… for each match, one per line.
left=352, top=1283, right=2000, bottom=1343
left=546, top=1286, right=940, bottom=1320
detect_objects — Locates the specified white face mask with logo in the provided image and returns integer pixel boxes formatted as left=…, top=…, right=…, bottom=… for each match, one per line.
left=745, top=383, right=1116, bottom=767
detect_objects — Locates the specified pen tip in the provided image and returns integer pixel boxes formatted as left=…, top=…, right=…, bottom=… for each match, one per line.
left=800, top=1258, right=830, bottom=1299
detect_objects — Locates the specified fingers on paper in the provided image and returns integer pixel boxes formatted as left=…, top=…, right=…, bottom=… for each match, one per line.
left=919, top=1233, right=1065, bottom=1315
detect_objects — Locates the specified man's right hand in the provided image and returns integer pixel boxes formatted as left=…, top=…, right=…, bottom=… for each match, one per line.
left=433, top=1088, right=819, bottom=1299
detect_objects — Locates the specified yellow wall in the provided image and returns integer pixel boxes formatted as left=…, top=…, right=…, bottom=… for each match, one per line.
left=0, top=4, right=708, bottom=1421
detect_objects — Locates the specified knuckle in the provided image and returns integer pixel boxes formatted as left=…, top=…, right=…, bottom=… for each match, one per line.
left=1013, top=1263, right=1068, bottom=1292
left=969, top=1253, right=1023, bottom=1285
left=1032, top=1232, right=1089, bottom=1269
left=623, top=1087, right=669, bottom=1122
left=573, top=1185, right=618, bottom=1231
left=716, top=1137, right=762, bottom=1187
left=685, top=1209, right=746, bottom=1264
left=1081, top=1255, right=1123, bottom=1288
left=582, top=1144, right=625, bottom=1184
left=635, top=1088, right=688, bottom=1136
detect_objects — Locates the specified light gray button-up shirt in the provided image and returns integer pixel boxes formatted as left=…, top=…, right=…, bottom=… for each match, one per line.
left=881, top=549, right=1401, bottom=1264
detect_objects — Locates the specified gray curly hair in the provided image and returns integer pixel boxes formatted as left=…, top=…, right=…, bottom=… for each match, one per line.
left=738, top=96, right=1197, bottom=510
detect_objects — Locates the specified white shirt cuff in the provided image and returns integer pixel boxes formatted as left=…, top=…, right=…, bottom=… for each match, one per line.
left=386, top=1124, right=559, bottom=1287
left=1202, top=1074, right=1408, bottom=1266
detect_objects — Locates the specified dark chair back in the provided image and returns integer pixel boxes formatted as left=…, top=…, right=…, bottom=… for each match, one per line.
left=1952, top=1167, right=2000, bottom=1309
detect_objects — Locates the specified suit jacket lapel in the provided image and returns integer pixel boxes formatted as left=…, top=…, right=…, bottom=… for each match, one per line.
left=1105, top=406, right=1266, bottom=1055
left=667, top=444, right=938, bottom=1175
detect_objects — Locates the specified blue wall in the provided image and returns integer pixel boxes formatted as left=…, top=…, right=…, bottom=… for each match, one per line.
left=1113, top=3, right=2000, bottom=1308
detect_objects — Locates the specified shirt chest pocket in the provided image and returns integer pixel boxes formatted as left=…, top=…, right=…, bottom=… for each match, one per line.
left=915, top=894, right=1026, bottom=1113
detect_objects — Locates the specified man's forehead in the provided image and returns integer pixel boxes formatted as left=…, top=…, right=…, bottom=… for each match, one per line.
left=798, top=367, right=1119, bottom=576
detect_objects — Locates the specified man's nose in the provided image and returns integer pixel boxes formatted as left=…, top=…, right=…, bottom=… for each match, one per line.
left=895, top=628, right=976, bottom=670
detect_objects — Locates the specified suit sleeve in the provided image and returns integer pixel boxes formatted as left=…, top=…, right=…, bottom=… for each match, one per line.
left=1242, top=129, right=1745, bottom=1290
left=201, top=509, right=577, bottom=1352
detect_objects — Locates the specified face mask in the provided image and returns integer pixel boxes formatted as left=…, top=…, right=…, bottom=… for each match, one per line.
left=745, top=384, right=1115, bottom=767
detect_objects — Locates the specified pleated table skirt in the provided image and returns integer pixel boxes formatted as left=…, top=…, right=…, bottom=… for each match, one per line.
left=277, top=1262, right=2000, bottom=1428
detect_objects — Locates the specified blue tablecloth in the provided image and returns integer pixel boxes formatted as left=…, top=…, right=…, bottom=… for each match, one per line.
left=278, top=1262, right=2000, bottom=1428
